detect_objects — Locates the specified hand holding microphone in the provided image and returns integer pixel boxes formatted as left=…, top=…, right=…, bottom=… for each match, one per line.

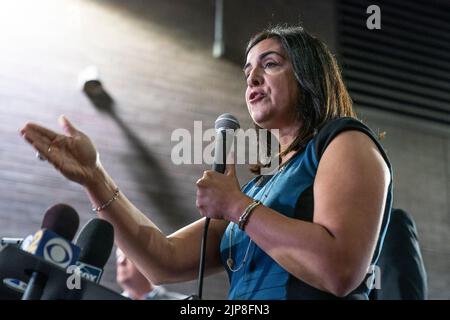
left=195, top=113, right=247, bottom=221
left=196, top=161, right=243, bottom=220
left=193, top=113, right=243, bottom=300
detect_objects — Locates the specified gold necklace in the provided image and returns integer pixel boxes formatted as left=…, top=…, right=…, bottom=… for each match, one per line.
left=226, top=164, right=287, bottom=272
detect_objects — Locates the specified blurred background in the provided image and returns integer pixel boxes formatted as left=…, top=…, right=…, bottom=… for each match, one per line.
left=0, top=0, right=448, bottom=299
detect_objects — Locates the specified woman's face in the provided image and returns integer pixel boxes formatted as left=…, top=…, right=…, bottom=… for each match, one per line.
left=244, top=37, right=300, bottom=131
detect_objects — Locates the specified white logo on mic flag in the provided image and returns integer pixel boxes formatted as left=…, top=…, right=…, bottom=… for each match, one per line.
left=43, top=238, right=73, bottom=268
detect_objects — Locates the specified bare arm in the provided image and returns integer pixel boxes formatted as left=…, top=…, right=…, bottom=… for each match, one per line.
left=20, top=116, right=228, bottom=285
left=222, top=131, right=390, bottom=296
left=87, top=168, right=228, bottom=284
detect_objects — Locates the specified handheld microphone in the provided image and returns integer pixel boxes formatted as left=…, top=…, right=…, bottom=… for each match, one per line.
left=74, top=218, right=114, bottom=284
left=2, top=201, right=80, bottom=250
left=212, top=113, right=240, bottom=173
left=22, top=204, right=81, bottom=269
left=21, top=204, right=80, bottom=300
left=1, top=199, right=80, bottom=250
left=196, top=113, right=240, bottom=300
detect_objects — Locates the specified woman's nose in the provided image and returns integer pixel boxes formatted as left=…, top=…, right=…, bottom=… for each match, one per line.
left=246, top=68, right=263, bottom=87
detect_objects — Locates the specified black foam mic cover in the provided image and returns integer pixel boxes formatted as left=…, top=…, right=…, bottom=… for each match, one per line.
left=41, top=203, right=80, bottom=241
left=74, top=218, right=114, bottom=269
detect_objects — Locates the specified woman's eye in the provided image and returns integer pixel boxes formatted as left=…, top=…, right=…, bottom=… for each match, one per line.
left=264, top=62, right=278, bottom=69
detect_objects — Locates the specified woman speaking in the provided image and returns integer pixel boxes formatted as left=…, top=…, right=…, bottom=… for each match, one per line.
left=20, top=25, right=392, bottom=300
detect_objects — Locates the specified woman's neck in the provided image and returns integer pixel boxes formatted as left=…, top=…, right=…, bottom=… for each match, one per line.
left=277, top=124, right=300, bottom=165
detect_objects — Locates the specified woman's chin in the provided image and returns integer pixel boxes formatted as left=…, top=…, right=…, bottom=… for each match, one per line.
left=252, top=115, right=278, bottom=130
left=250, top=110, right=271, bottom=126
left=251, top=118, right=268, bottom=129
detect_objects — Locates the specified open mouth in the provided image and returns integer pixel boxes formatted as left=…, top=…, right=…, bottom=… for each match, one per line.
left=249, top=92, right=266, bottom=103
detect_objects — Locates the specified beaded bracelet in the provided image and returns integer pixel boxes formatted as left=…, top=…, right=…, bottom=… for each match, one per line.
left=92, top=188, right=120, bottom=213
left=238, top=200, right=261, bottom=231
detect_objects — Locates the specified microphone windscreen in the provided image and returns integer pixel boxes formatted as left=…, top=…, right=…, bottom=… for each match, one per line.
left=215, top=113, right=240, bottom=131
left=75, top=218, right=114, bottom=269
left=41, top=204, right=80, bottom=241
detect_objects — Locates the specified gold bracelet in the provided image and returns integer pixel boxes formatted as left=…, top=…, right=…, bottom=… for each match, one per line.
left=92, top=188, right=120, bottom=213
left=238, top=200, right=261, bottom=231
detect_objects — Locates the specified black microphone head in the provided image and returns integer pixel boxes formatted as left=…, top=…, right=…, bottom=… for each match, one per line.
left=41, top=203, right=80, bottom=241
left=215, top=113, right=240, bottom=131
left=75, top=218, right=114, bottom=269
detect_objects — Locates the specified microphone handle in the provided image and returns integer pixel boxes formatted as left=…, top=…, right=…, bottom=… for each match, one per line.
left=212, top=163, right=225, bottom=173
left=212, top=130, right=227, bottom=174
left=22, top=271, right=47, bottom=300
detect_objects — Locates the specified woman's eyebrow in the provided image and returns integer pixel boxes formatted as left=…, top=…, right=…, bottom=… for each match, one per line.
left=243, top=50, right=285, bottom=72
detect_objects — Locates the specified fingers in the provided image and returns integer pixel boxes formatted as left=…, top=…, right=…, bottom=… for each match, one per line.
left=20, top=121, right=69, bottom=166
left=225, top=151, right=236, bottom=175
left=197, top=206, right=207, bottom=217
left=225, top=151, right=237, bottom=177
left=196, top=175, right=207, bottom=188
left=20, top=122, right=58, bottom=142
left=23, top=132, right=62, bottom=165
left=195, top=187, right=207, bottom=217
left=20, top=117, right=79, bottom=163
left=21, top=127, right=52, bottom=152
left=58, top=115, right=78, bottom=137
left=197, top=168, right=237, bottom=187
left=20, top=122, right=58, bottom=161
left=196, top=170, right=215, bottom=187
left=226, top=151, right=235, bottom=165
left=225, top=162, right=236, bottom=177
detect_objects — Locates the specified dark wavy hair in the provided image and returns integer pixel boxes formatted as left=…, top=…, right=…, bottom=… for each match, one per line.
left=246, top=25, right=356, bottom=173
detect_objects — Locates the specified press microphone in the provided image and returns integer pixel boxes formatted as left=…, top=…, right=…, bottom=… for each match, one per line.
left=73, top=218, right=114, bottom=284
left=21, top=204, right=81, bottom=300
left=195, top=113, right=240, bottom=300
left=2, top=202, right=80, bottom=249
left=22, top=204, right=81, bottom=268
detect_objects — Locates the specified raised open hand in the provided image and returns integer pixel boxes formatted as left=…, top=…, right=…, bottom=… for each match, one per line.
left=20, top=116, right=100, bottom=186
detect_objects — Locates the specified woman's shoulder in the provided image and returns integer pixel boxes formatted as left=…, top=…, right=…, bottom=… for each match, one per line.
left=314, top=117, right=370, bottom=158
left=313, top=117, right=390, bottom=169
